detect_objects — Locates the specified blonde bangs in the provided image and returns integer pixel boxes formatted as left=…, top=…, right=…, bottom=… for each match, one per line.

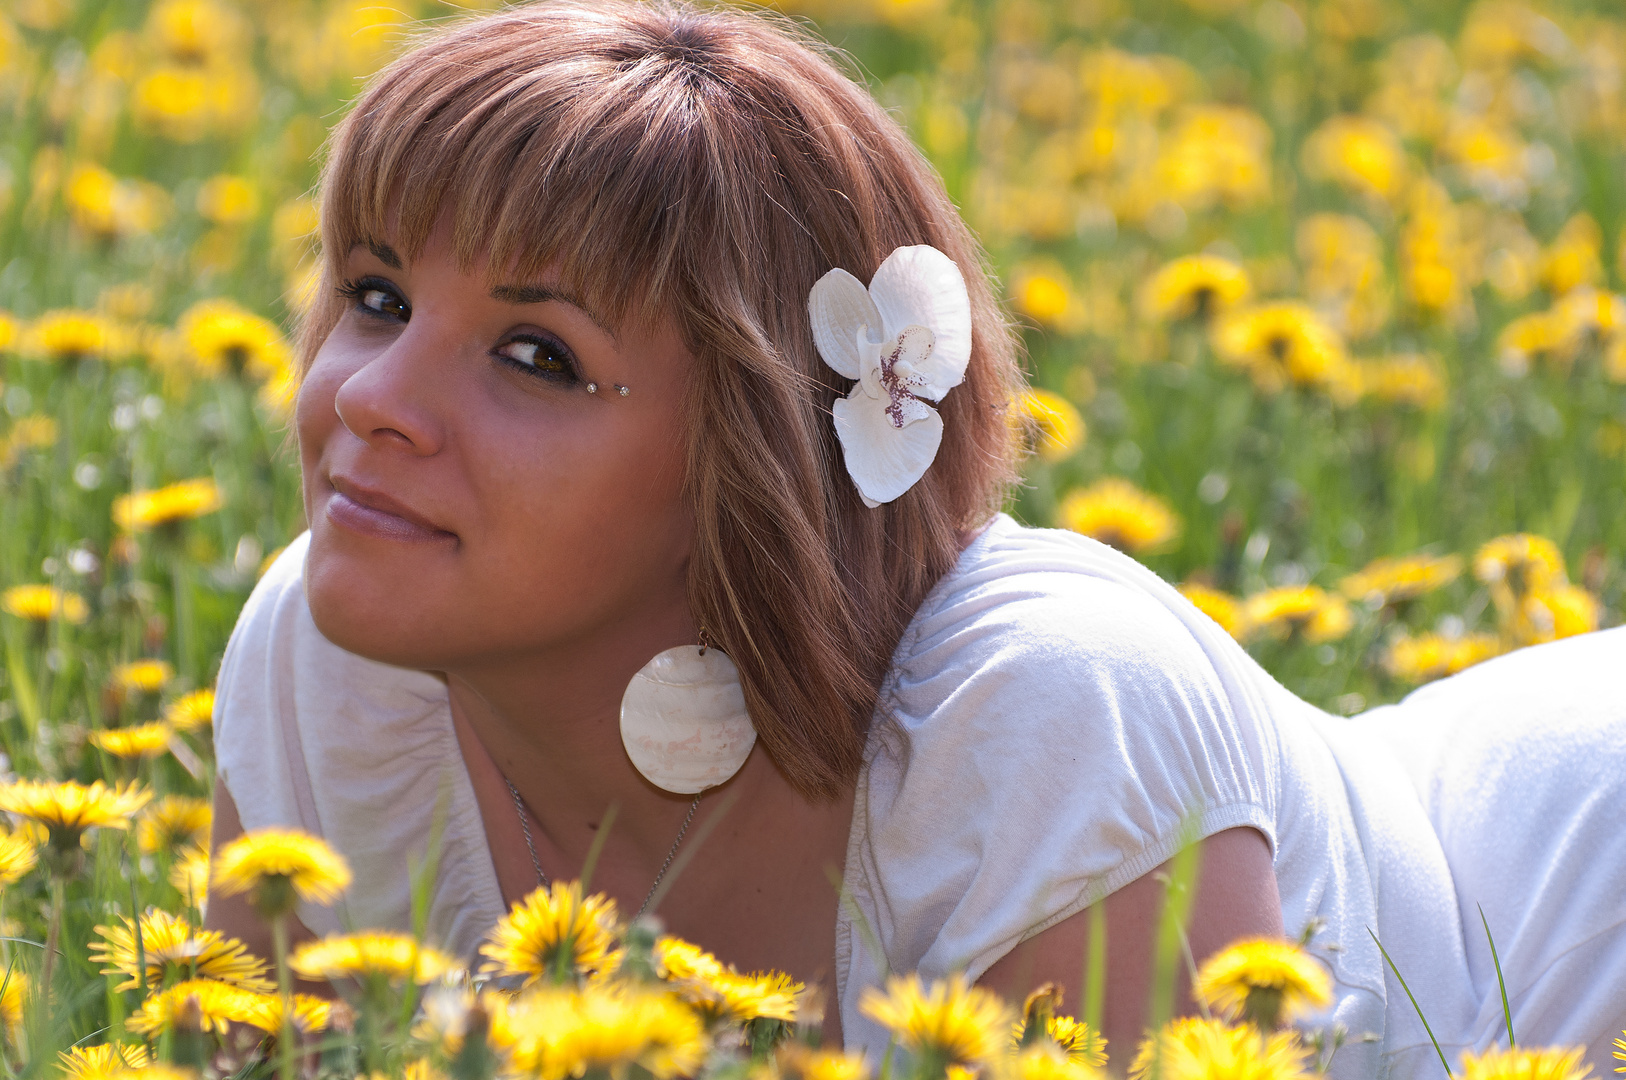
left=314, top=12, right=749, bottom=343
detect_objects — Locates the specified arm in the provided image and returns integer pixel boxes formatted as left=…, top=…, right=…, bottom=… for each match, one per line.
left=980, top=826, right=1281, bottom=1057
left=204, top=777, right=330, bottom=994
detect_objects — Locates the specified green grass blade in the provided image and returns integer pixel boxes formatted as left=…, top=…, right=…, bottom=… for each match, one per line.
left=1082, top=901, right=1106, bottom=1038
left=1368, top=927, right=1454, bottom=1079
left=1477, top=904, right=1513, bottom=1048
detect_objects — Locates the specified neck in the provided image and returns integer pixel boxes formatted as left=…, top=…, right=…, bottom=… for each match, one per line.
left=442, top=622, right=741, bottom=865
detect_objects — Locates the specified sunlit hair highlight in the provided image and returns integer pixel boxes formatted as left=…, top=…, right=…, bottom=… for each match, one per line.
left=300, top=0, right=1024, bottom=798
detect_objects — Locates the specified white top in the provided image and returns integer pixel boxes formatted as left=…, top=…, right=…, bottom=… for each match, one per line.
left=214, top=515, right=1626, bottom=1079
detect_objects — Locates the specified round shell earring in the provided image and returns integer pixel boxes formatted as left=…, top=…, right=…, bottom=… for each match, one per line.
left=619, top=638, right=756, bottom=794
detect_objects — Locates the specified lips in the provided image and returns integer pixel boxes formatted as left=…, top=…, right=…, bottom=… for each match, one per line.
left=325, top=476, right=457, bottom=544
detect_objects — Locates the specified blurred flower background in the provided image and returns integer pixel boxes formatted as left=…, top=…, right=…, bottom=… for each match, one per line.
left=0, top=0, right=1623, bottom=797
left=0, top=0, right=1620, bottom=1075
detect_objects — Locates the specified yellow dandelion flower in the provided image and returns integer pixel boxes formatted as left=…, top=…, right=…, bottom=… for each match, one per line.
left=0, top=779, right=150, bottom=838
left=118, top=1067, right=196, bottom=1080
left=1384, top=633, right=1503, bottom=684
left=860, top=974, right=1013, bottom=1068
left=1242, top=587, right=1354, bottom=644
left=212, top=828, right=351, bottom=918
left=1015, top=268, right=1074, bottom=328
left=113, top=478, right=224, bottom=531
left=100, top=284, right=155, bottom=322
left=0, top=829, right=38, bottom=886
left=2, top=585, right=88, bottom=624
left=27, top=310, right=110, bottom=361
left=176, top=298, right=292, bottom=380
left=236, top=992, right=332, bottom=1035
left=6, top=414, right=59, bottom=451
left=89, top=721, right=173, bottom=759
left=1212, top=302, right=1355, bottom=400
left=1018, top=389, right=1086, bottom=463
left=1296, top=214, right=1392, bottom=343
left=0, top=971, right=24, bottom=1037
left=1302, top=115, right=1407, bottom=201
left=1195, top=938, right=1332, bottom=1029
left=145, top=0, right=247, bottom=64
left=774, top=1044, right=872, bottom=1080
left=1474, top=534, right=1565, bottom=597
left=1129, top=1016, right=1310, bottom=1080
left=291, top=931, right=454, bottom=985
left=170, top=847, right=210, bottom=906
left=1013, top=987, right=1108, bottom=1068
left=482, top=881, right=622, bottom=985
left=1044, top=1016, right=1107, bottom=1068
left=1551, top=289, right=1626, bottom=366
left=125, top=978, right=274, bottom=1036
left=1058, top=479, right=1181, bottom=555
left=1539, top=214, right=1604, bottom=297
left=196, top=174, right=258, bottom=226
left=486, top=982, right=708, bottom=1080
left=1358, top=354, right=1447, bottom=410
left=1180, top=583, right=1245, bottom=639
left=655, top=938, right=801, bottom=1023
left=0, top=313, right=17, bottom=352
left=1496, top=311, right=1565, bottom=378
left=90, top=908, right=272, bottom=992
left=1003, top=1043, right=1107, bottom=1080
left=138, top=795, right=212, bottom=855
left=0, top=780, right=148, bottom=877
left=1339, top=553, right=1462, bottom=606
left=58, top=1043, right=151, bottom=1080
left=163, top=689, right=215, bottom=733
left=113, top=660, right=174, bottom=694
left=1612, top=1032, right=1623, bottom=1073
left=1139, top=255, right=1251, bottom=323
left=65, top=163, right=119, bottom=237
left=1459, top=1044, right=1592, bottom=1080
left=1521, top=585, right=1602, bottom=645
left=1154, top=106, right=1272, bottom=211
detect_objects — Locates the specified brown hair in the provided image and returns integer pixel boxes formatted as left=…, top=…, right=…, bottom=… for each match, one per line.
left=301, top=0, right=1024, bottom=799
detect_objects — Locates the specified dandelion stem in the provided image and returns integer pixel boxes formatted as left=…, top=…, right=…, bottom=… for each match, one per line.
left=273, top=914, right=293, bottom=1080
left=41, top=876, right=64, bottom=1000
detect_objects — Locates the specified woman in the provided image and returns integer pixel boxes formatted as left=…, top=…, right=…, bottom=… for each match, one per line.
left=207, top=2, right=1626, bottom=1075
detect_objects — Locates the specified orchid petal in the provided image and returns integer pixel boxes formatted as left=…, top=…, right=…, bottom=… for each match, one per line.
left=809, top=268, right=882, bottom=380
left=867, top=246, right=972, bottom=401
left=831, top=391, right=944, bottom=506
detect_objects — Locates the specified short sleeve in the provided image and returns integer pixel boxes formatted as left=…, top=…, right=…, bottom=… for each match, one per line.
left=844, top=531, right=1281, bottom=992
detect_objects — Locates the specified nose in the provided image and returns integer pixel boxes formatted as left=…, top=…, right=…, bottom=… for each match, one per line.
left=331, top=327, right=448, bottom=456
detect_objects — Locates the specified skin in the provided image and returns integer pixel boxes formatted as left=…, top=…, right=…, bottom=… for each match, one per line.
left=208, top=212, right=1282, bottom=1052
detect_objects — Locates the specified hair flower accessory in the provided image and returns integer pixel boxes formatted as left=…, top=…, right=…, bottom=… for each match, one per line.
left=808, top=245, right=972, bottom=507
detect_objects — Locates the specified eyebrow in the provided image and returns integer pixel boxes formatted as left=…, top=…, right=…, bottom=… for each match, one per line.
left=490, top=283, right=617, bottom=341
left=352, top=241, right=617, bottom=341
left=367, top=240, right=403, bottom=269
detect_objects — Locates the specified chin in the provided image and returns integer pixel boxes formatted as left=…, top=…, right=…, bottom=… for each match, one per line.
left=303, top=537, right=460, bottom=670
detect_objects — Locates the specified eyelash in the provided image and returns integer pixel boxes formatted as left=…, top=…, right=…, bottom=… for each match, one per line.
left=334, top=276, right=583, bottom=387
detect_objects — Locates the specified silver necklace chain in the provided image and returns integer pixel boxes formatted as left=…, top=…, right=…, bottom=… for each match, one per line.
left=505, top=778, right=702, bottom=919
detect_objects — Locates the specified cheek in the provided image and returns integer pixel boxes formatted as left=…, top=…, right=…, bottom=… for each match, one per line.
left=457, top=413, right=692, bottom=618
left=294, top=346, right=352, bottom=492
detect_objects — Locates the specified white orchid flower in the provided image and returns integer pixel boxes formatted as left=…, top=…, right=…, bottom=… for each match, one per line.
left=807, top=245, right=973, bottom=507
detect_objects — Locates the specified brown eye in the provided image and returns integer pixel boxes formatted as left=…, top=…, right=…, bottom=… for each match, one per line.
left=360, top=288, right=408, bottom=319
left=494, top=334, right=579, bottom=384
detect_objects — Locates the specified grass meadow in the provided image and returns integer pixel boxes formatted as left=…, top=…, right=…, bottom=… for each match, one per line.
left=0, top=0, right=1620, bottom=1077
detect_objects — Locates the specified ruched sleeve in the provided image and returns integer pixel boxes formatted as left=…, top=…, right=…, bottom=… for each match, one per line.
left=836, top=517, right=1282, bottom=1046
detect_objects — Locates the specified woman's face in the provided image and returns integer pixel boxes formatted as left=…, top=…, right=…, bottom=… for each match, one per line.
left=298, top=216, right=695, bottom=671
